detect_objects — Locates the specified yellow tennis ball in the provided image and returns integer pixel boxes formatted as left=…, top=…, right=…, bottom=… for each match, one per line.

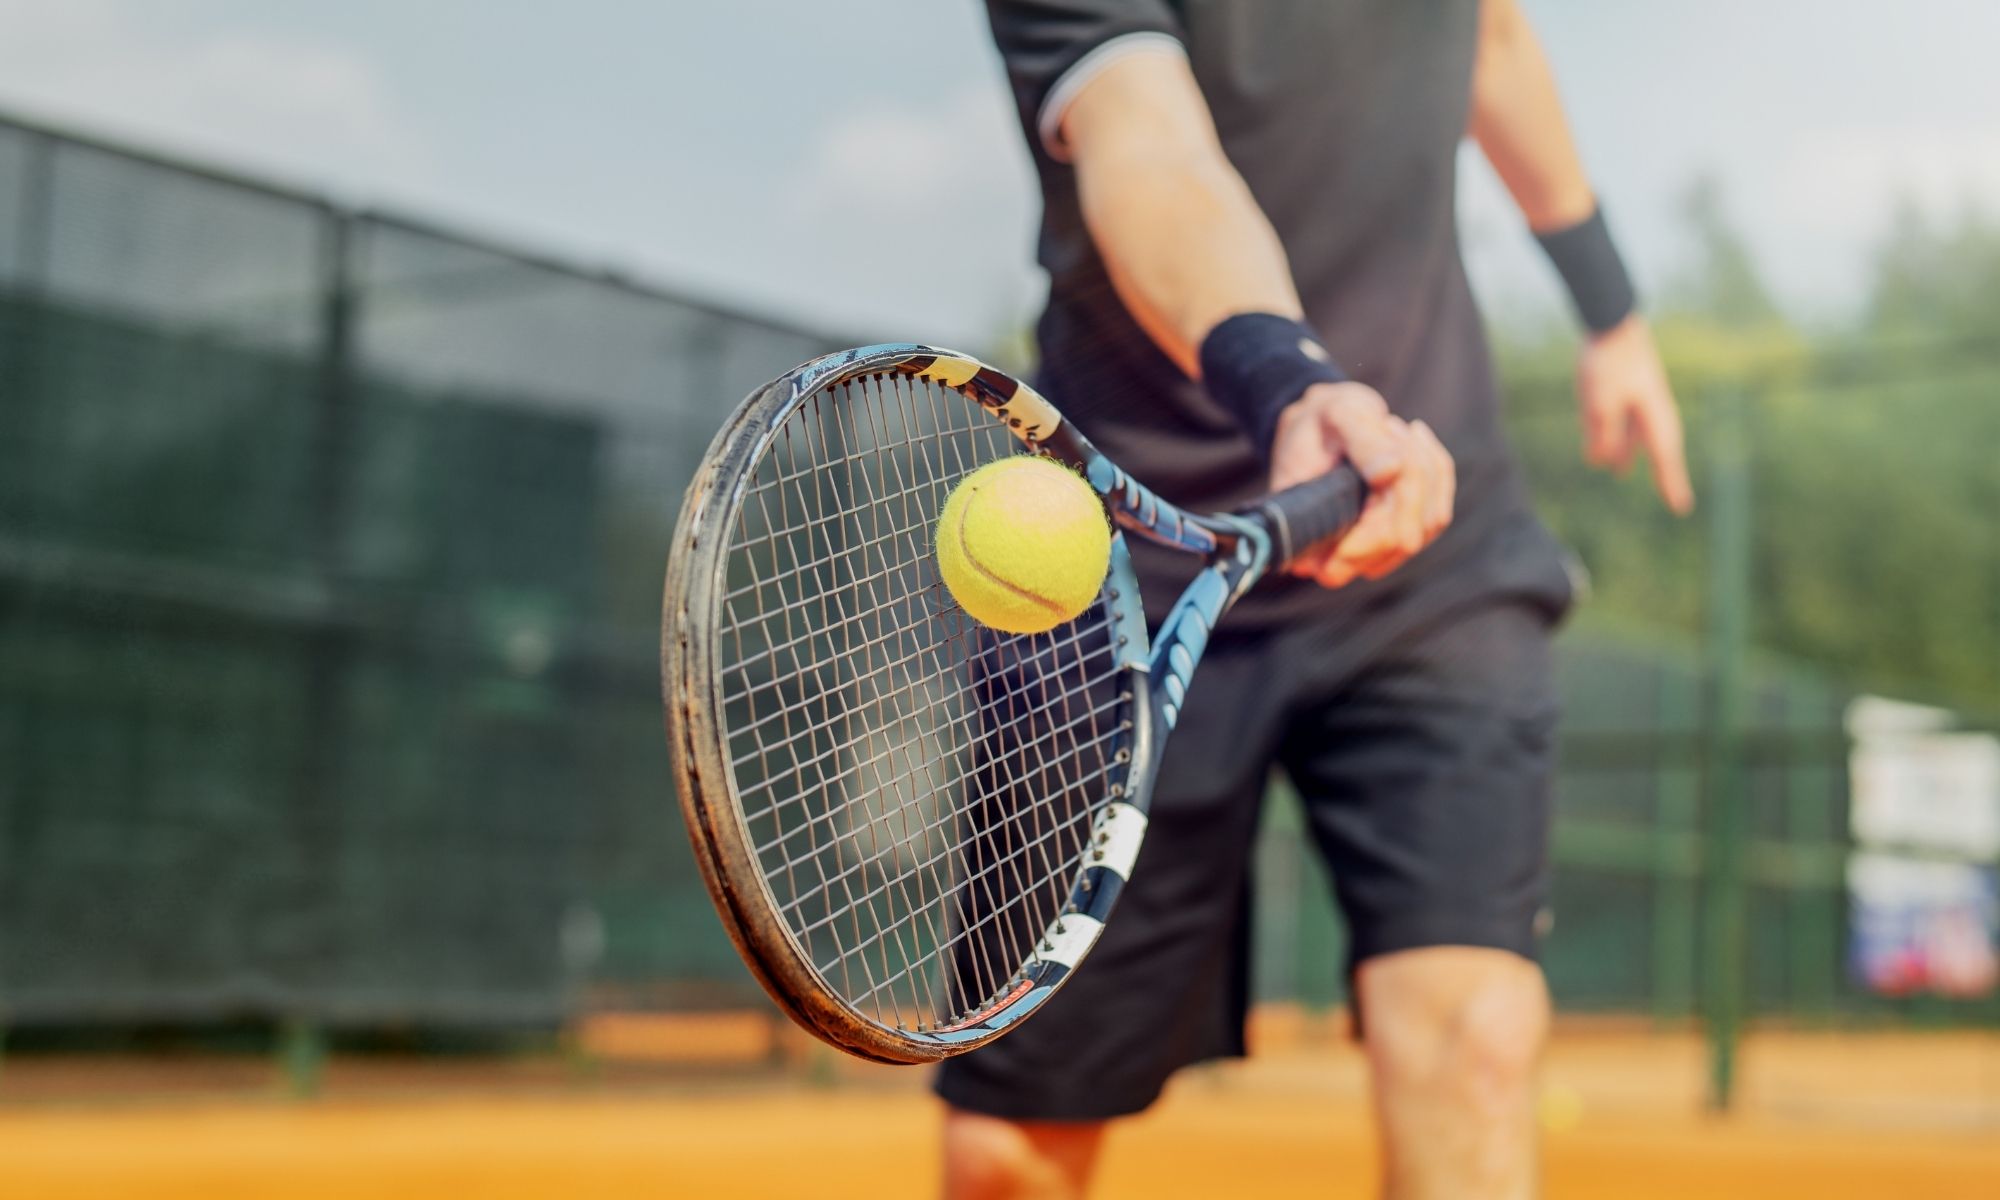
left=1539, top=1083, right=1585, bottom=1132
left=936, top=457, right=1111, bottom=634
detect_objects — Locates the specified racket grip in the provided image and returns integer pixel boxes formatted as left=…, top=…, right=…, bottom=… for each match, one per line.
left=1247, top=465, right=1368, bottom=564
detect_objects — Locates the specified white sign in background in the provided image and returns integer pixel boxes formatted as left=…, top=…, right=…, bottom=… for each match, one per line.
left=1847, top=698, right=2000, bottom=860
left=1844, top=696, right=2000, bottom=998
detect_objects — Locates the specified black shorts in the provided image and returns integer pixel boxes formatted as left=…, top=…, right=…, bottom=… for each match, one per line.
left=933, top=573, right=1568, bottom=1122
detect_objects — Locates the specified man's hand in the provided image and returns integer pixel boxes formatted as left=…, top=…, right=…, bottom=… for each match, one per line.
left=1577, top=314, right=1693, bottom=514
left=1268, top=382, right=1455, bottom=589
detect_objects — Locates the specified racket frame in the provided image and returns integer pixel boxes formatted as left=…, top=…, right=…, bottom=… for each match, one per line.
left=664, top=344, right=1274, bottom=1063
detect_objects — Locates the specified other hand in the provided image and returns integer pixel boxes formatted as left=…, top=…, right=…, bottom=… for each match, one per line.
left=1577, top=314, right=1693, bottom=514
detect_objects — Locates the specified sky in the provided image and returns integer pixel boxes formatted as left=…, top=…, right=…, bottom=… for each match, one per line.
left=2, top=0, right=1997, bottom=348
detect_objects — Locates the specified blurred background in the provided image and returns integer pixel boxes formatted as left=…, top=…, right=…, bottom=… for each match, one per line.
left=0, top=1, right=1996, bottom=1197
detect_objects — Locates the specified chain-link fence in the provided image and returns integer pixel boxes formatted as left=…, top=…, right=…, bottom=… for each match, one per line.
left=0, top=113, right=834, bottom=1029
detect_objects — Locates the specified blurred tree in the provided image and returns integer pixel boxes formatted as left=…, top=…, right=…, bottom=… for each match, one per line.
left=1668, top=176, right=1784, bottom=328
left=1867, top=200, right=2000, bottom=342
left=1501, top=179, right=2000, bottom=714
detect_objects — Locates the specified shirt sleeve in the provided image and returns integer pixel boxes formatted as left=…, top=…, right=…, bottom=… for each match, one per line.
left=984, top=0, right=1189, bottom=162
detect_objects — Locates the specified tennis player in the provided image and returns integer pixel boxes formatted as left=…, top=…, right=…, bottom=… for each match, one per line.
left=942, top=2, right=1691, bottom=1196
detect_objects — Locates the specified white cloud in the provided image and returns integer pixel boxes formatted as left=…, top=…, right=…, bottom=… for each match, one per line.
left=1766, top=125, right=2000, bottom=240
left=780, top=83, right=1043, bottom=342
left=792, top=85, right=1024, bottom=221
left=1722, top=124, right=2000, bottom=318
left=0, top=0, right=430, bottom=196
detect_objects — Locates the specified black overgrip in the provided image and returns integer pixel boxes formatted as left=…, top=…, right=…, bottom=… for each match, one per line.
left=1247, top=465, right=1368, bottom=564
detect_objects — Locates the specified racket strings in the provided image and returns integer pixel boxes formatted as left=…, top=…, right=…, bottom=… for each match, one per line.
left=750, top=659, right=1121, bottom=860
left=755, top=665, right=1119, bottom=877
left=779, top=696, right=1123, bottom=934
left=713, top=371, right=1122, bottom=1032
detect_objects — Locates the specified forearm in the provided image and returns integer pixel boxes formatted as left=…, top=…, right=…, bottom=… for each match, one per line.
left=1469, top=0, right=1594, bottom=232
left=1065, top=56, right=1302, bottom=376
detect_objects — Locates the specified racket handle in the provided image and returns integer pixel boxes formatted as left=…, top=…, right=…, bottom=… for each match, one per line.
left=1246, top=465, right=1368, bottom=563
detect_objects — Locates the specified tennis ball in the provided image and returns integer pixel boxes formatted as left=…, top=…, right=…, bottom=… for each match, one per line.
left=1539, top=1083, right=1585, bottom=1132
left=936, top=457, right=1111, bottom=634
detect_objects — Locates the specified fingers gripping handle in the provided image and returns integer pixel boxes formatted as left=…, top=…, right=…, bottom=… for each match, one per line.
left=1248, top=466, right=1368, bottom=564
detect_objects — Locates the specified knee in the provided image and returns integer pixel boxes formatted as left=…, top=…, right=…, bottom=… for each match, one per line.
left=1448, top=970, right=1548, bottom=1107
left=942, top=1109, right=1101, bottom=1200
left=1363, top=953, right=1549, bottom=1116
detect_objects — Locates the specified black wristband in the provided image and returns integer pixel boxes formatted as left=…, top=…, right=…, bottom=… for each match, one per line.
left=1535, top=204, right=1637, bottom=334
left=1197, top=313, right=1348, bottom=462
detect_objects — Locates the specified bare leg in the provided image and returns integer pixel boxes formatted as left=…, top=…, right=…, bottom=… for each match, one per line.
left=941, top=1107, right=1107, bottom=1200
left=1357, top=946, right=1549, bottom=1200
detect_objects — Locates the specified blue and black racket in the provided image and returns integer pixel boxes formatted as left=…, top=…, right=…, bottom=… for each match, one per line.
left=663, top=344, right=1362, bottom=1063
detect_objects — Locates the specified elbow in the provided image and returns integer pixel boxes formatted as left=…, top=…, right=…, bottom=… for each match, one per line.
left=1478, top=0, right=1529, bottom=57
left=1472, top=0, right=1529, bottom=99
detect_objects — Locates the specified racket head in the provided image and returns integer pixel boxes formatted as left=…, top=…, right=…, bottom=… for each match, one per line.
left=663, top=345, right=1155, bottom=1062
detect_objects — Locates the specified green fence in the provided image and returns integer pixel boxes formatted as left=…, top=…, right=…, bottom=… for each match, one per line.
left=0, top=111, right=1994, bottom=1105
left=0, top=112, right=833, bottom=1028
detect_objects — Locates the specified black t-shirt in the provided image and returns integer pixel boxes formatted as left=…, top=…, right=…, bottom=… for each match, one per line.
left=986, top=0, right=1571, bottom=630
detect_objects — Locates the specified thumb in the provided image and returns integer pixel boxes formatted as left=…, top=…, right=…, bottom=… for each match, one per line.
left=1269, top=411, right=1337, bottom=492
left=1326, top=407, right=1409, bottom=488
left=1264, top=398, right=1344, bottom=488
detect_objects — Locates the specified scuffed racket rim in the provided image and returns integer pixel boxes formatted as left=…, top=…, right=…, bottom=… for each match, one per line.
left=662, top=344, right=1158, bottom=1063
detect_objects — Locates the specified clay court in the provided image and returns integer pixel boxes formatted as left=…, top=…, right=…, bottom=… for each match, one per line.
left=4, top=1022, right=1996, bottom=1198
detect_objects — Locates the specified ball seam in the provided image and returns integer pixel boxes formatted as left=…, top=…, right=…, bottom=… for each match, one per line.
left=952, top=485, right=1067, bottom=618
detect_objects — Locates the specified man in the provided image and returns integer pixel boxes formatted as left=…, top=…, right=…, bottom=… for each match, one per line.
left=938, top=2, right=1691, bottom=1197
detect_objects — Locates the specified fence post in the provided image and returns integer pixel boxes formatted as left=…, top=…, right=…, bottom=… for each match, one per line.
left=1654, top=668, right=1700, bottom=1025
left=1701, top=388, right=1753, bottom=1111
left=275, top=205, right=357, bottom=1099
left=1, top=136, right=56, bottom=1001
left=279, top=1017, right=328, bottom=1099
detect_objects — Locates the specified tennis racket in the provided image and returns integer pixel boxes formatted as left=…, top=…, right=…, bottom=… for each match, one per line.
left=662, top=344, right=1364, bottom=1063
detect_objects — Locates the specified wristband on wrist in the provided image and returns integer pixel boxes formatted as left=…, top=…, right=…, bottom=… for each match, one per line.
left=1197, top=312, right=1348, bottom=462
left=1535, top=204, right=1637, bottom=334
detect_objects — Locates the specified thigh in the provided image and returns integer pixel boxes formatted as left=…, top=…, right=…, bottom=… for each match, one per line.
left=935, top=634, right=1288, bottom=1121
left=1281, top=601, right=1560, bottom=972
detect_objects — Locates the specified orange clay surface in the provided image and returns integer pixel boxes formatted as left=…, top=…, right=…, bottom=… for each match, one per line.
left=3, top=1017, right=1997, bottom=1199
